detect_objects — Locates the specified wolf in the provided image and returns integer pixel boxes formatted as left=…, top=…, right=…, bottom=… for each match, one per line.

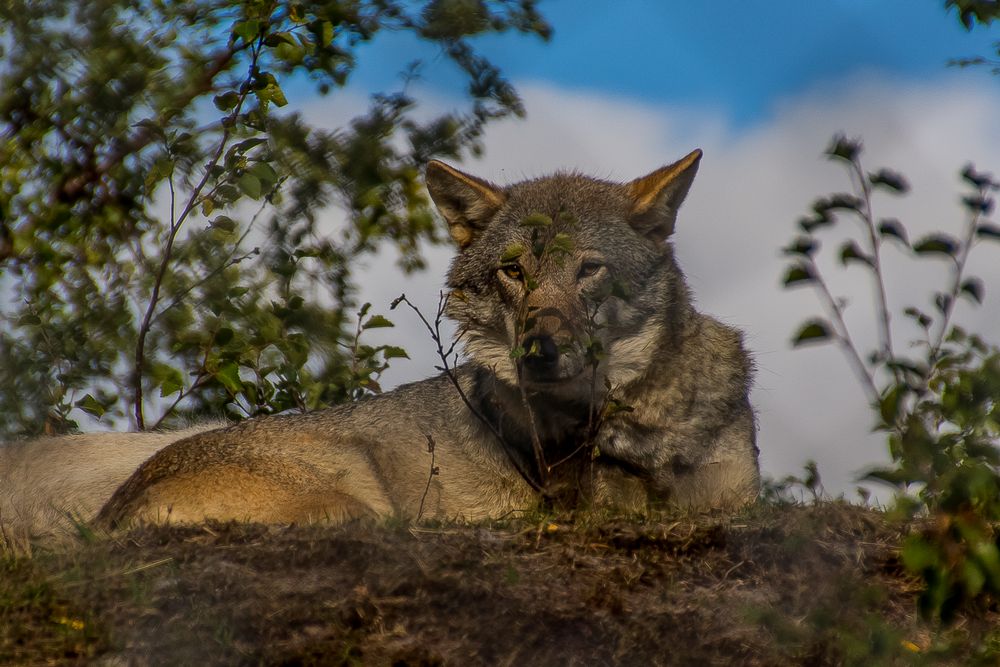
left=2, top=151, right=759, bottom=540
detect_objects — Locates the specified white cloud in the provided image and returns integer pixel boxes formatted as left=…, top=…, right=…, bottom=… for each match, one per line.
left=350, top=74, right=1000, bottom=499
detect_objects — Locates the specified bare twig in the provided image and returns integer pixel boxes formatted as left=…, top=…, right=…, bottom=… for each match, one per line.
left=393, top=292, right=543, bottom=492
left=416, top=434, right=439, bottom=521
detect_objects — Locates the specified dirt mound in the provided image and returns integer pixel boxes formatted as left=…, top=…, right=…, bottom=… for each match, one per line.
left=2, top=503, right=997, bottom=665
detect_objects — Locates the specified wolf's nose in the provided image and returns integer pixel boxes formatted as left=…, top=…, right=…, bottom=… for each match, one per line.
left=522, top=335, right=560, bottom=371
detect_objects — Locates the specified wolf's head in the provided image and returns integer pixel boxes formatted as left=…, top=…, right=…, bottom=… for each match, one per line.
left=426, top=152, right=701, bottom=404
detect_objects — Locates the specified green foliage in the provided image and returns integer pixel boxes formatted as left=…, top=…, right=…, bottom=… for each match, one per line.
left=945, top=0, right=1000, bottom=72
left=783, top=136, right=1000, bottom=622
left=0, top=0, right=549, bottom=436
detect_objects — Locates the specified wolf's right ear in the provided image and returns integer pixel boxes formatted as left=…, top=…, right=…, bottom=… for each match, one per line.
left=425, top=161, right=505, bottom=247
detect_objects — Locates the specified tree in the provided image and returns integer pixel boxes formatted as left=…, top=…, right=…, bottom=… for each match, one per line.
left=0, top=0, right=550, bottom=437
left=947, top=0, right=1000, bottom=71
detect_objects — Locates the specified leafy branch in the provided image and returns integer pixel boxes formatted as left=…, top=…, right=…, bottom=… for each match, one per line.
left=783, top=135, right=1000, bottom=621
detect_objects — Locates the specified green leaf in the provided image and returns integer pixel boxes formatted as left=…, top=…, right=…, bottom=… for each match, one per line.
left=839, top=240, right=873, bottom=267
left=234, top=137, right=267, bottom=153
left=520, top=213, right=552, bottom=228
left=548, top=232, right=574, bottom=255
left=934, top=292, right=953, bottom=315
left=254, top=73, right=288, bottom=108
left=825, top=134, right=861, bottom=162
left=962, top=194, right=994, bottom=215
left=781, top=237, right=817, bottom=257
left=74, top=394, right=105, bottom=419
left=362, top=315, right=394, bottom=330
left=861, top=466, right=911, bottom=488
left=879, top=384, right=907, bottom=425
left=814, top=193, right=863, bottom=213
left=903, top=306, right=932, bottom=329
left=868, top=169, right=909, bottom=193
left=798, top=213, right=832, bottom=233
left=382, top=346, right=409, bottom=360
left=960, top=278, right=985, bottom=304
left=500, top=244, right=524, bottom=262
left=215, top=327, right=234, bottom=345
left=210, top=215, right=237, bottom=232
left=233, top=20, right=260, bottom=44
left=912, top=234, right=959, bottom=258
left=213, top=91, right=240, bottom=111
left=877, top=218, right=909, bottom=246
left=782, top=264, right=816, bottom=287
left=791, top=319, right=832, bottom=347
left=264, top=31, right=298, bottom=48
left=215, top=361, right=243, bottom=395
left=249, top=161, right=278, bottom=185
left=238, top=173, right=262, bottom=199
left=976, top=223, right=1000, bottom=241
left=158, top=367, right=185, bottom=398
left=962, top=164, right=998, bottom=189
left=901, top=537, right=940, bottom=572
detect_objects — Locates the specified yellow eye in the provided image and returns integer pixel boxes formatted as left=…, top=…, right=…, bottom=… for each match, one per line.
left=578, top=261, right=604, bottom=279
left=500, top=264, right=523, bottom=281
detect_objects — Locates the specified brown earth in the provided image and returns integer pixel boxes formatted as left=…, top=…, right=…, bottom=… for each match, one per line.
left=2, top=503, right=998, bottom=666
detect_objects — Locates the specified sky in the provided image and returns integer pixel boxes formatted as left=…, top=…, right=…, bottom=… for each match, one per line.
left=299, top=1, right=1000, bottom=500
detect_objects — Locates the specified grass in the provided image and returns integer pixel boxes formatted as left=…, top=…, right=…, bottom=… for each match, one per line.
left=1, top=501, right=999, bottom=665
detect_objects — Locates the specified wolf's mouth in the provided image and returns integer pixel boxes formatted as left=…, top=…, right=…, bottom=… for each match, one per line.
left=521, top=371, right=584, bottom=386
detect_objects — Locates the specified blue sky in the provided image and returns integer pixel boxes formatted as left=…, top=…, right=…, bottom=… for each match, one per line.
left=337, top=1, right=999, bottom=128
left=329, top=2, right=1000, bottom=497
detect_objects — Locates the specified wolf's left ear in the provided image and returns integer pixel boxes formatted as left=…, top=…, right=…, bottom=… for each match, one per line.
left=425, top=160, right=505, bottom=247
left=626, top=149, right=702, bottom=239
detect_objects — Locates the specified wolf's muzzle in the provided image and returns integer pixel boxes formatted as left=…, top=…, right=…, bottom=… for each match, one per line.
left=522, top=335, right=561, bottom=377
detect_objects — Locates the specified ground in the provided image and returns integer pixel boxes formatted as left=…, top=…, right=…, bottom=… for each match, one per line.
left=2, top=503, right=999, bottom=666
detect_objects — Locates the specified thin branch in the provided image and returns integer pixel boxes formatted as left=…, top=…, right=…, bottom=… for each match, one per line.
left=132, top=37, right=264, bottom=429
left=928, top=185, right=986, bottom=360
left=416, top=434, right=439, bottom=521
left=848, top=157, right=899, bottom=383
left=150, top=372, right=210, bottom=431
left=808, top=258, right=880, bottom=403
left=394, top=293, right=543, bottom=492
left=150, top=185, right=271, bottom=327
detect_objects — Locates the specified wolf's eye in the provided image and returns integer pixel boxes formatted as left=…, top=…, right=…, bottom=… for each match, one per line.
left=499, top=264, right=524, bottom=281
left=578, top=261, right=605, bottom=279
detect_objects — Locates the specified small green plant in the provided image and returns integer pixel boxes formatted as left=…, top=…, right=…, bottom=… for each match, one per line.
left=782, top=135, right=1000, bottom=621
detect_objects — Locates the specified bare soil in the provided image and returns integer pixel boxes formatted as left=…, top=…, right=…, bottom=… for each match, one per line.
left=2, top=503, right=998, bottom=666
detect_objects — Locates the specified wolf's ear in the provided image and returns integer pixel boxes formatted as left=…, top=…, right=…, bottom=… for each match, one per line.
left=626, top=149, right=702, bottom=239
left=425, top=160, right=505, bottom=247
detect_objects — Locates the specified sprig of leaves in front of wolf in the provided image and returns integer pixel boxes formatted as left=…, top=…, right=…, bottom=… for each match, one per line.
left=782, top=135, right=1000, bottom=622
left=500, top=211, right=633, bottom=494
